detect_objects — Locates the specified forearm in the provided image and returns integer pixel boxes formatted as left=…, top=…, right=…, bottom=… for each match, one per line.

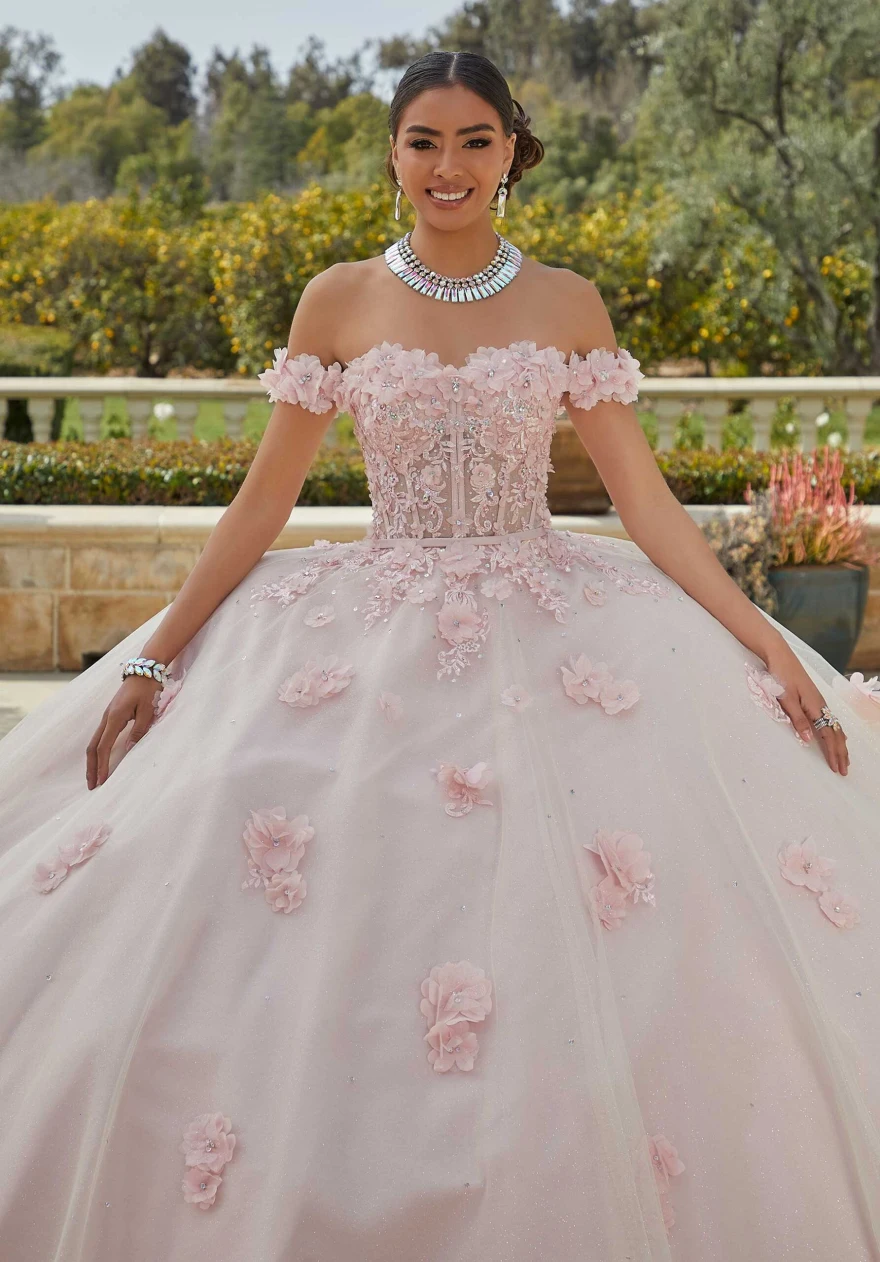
left=139, top=493, right=289, bottom=667
left=621, top=480, right=787, bottom=664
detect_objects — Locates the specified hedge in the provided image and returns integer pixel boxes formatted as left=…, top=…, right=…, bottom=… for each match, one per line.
left=3, top=440, right=879, bottom=506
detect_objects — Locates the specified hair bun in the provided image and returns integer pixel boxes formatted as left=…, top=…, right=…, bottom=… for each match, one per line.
left=508, top=98, right=544, bottom=187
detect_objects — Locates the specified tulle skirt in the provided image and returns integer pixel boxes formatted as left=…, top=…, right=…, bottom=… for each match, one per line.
left=1, top=526, right=879, bottom=1260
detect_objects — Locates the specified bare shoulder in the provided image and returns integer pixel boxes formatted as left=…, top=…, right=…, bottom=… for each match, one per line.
left=287, top=257, right=383, bottom=364
left=519, top=258, right=618, bottom=355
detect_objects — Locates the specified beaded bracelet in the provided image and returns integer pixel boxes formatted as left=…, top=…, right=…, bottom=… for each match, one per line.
left=121, top=656, right=170, bottom=686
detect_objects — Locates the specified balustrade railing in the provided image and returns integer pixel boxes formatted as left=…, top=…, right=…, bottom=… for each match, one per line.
left=1, top=375, right=879, bottom=450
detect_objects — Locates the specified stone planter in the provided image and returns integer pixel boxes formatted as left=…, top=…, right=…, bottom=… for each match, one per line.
left=547, top=418, right=611, bottom=514
left=767, top=562, right=871, bottom=673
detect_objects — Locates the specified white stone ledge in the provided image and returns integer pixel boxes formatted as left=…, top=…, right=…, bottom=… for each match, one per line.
left=5, top=500, right=862, bottom=547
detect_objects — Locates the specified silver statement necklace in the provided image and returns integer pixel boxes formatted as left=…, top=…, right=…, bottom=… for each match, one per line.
left=384, top=230, right=522, bottom=302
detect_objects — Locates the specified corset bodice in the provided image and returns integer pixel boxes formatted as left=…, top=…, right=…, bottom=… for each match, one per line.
left=259, top=339, right=644, bottom=541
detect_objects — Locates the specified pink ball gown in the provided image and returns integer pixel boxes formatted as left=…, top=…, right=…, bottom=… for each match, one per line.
left=1, top=337, right=879, bottom=1261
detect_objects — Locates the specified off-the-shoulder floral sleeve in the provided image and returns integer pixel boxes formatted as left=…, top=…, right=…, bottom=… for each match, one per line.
left=566, top=346, right=644, bottom=411
left=258, top=348, right=343, bottom=415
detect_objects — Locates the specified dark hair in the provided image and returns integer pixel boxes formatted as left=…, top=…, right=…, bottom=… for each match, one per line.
left=384, top=50, right=544, bottom=202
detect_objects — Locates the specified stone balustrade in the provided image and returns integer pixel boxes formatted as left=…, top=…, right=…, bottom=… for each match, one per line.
left=2, top=374, right=879, bottom=449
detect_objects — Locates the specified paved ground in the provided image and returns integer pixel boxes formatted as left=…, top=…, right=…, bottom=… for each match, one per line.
left=0, top=672, right=78, bottom=739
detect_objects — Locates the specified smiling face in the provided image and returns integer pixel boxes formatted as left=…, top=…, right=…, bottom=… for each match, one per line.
left=390, top=83, right=517, bottom=230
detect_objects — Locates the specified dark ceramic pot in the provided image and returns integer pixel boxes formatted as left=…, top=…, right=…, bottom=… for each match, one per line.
left=766, top=562, right=870, bottom=672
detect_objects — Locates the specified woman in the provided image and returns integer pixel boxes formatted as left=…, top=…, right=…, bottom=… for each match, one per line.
left=1, top=49, right=879, bottom=1262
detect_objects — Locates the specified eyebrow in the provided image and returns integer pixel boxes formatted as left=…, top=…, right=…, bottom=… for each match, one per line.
left=404, top=123, right=497, bottom=136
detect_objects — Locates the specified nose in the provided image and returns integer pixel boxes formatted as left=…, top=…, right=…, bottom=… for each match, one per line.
left=432, top=147, right=465, bottom=180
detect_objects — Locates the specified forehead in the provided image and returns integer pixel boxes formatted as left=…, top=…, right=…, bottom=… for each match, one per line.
left=397, top=83, right=503, bottom=133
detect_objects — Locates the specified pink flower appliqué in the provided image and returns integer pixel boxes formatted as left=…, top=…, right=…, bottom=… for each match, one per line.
left=590, top=874, right=629, bottom=930
left=241, top=807, right=313, bottom=912
left=560, top=652, right=640, bottom=714
left=435, top=761, right=493, bottom=817
left=777, top=837, right=860, bottom=928
left=465, top=345, right=519, bottom=394
left=567, top=346, right=644, bottom=411
left=437, top=591, right=485, bottom=645
left=437, top=547, right=484, bottom=580
left=582, top=582, right=607, bottom=606
left=420, top=960, right=493, bottom=1073
left=265, top=870, right=307, bottom=914
left=817, top=888, right=861, bottom=929
left=153, top=670, right=186, bottom=723
left=258, top=348, right=341, bottom=413
left=500, top=684, right=531, bottom=710
left=777, top=838, right=836, bottom=893
left=585, top=828, right=656, bottom=906
left=180, top=1112, right=235, bottom=1209
left=648, top=1132, right=686, bottom=1233
left=481, top=574, right=514, bottom=600
left=278, top=655, right=354, bottom=708
left=378, top=690, right=404, bottom=721
left=597, top=677, right=640, bottom=714
left=744, top=661, right=790, bottom=724
left=560, top=653, right=612, bottom=704
left=303, top=604, right=335, bottom=627
left=843, top=672, right=880, bottom=721
left=32, top=823, right=111, bottom=894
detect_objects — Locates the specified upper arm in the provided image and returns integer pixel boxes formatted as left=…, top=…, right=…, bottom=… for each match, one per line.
left=235, top=264, right=355, bottom=523
left=558, top=271, right=669, bottom=521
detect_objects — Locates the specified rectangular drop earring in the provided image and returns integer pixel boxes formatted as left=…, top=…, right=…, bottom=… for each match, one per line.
left=495, top=171, right=508, bottom=219
left=394, top=183, right=402, bottom=221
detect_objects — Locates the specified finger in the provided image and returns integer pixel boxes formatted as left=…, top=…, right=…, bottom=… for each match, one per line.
left=95, top=711, right=129, bottom=785
left=86, top=710, right=109, bottom=790
left=828, top=726, right=849, bottom=776
left=813, top=727, right=839, bottom=774
left=777, top=693, right=814, bottom=746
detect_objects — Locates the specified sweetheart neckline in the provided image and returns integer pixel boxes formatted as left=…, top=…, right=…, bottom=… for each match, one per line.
left=336, top=339, right=593, bottom=378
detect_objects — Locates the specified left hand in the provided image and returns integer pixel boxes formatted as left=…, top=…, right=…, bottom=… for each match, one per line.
left=763, top=642, right=850, bottom=776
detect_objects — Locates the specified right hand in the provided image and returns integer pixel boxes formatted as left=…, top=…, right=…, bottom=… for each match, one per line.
left=86, top=675, right=162, bottom=790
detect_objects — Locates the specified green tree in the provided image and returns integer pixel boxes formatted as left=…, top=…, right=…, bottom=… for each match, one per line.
left=127, top=29, right=196, bottom=127
left=637, top=0, right=880, bottom=373
left=286, top=36, right=368, bottom=111
left=204, top=48, right=313, bottom=200
left=34, top=80, right=168, bottom=191
left=0, top=26, right=61, bottom=153
left=295, top=93, right=389, bottom=186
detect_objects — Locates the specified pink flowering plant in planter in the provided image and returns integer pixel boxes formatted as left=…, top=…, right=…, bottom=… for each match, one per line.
left=703, top=446, right=878, bottom=672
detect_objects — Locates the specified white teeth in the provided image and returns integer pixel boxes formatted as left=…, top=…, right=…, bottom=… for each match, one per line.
left=429, top=189, right=470, bottom=202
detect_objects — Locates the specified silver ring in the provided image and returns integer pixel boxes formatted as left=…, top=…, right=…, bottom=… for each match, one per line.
left=812, top=706, right=842, bottom=733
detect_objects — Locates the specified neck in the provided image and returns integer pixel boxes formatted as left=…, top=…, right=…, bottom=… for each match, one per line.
left=407, top=217, right=501, bottom=277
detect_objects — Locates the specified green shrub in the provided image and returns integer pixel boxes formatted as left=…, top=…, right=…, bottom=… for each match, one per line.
left=0, top=438, right=368, bottom=506
left=655, top=448, right=880, bottom=504
left=3, top=440, right=879, bottom=507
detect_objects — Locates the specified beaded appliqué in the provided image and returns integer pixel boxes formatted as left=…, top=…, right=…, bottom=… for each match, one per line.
left=419, top=961, right=493, bottom=1073
left=241, top=807, right=313, bottom=914
left=583, top=828, right=656, bottom=930
left=251, top=528, right=671, bottom=681
left=648, top=1132, right=686, bottom=1232
left=32, top=823, right=111, bottom=893
left=180, top=1113, right=236, bottom=1209
left=777, top=837, right=861, bottom=928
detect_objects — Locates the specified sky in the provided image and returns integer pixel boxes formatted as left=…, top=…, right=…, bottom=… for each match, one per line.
left=1, top=0, right=458, bottom=96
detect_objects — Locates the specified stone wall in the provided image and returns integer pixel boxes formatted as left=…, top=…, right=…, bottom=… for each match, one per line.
left=1, top=503, right=878, bottom=672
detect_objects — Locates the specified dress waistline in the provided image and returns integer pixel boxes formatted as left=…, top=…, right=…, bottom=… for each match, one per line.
left=363, top=526, right=550, bottom=548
